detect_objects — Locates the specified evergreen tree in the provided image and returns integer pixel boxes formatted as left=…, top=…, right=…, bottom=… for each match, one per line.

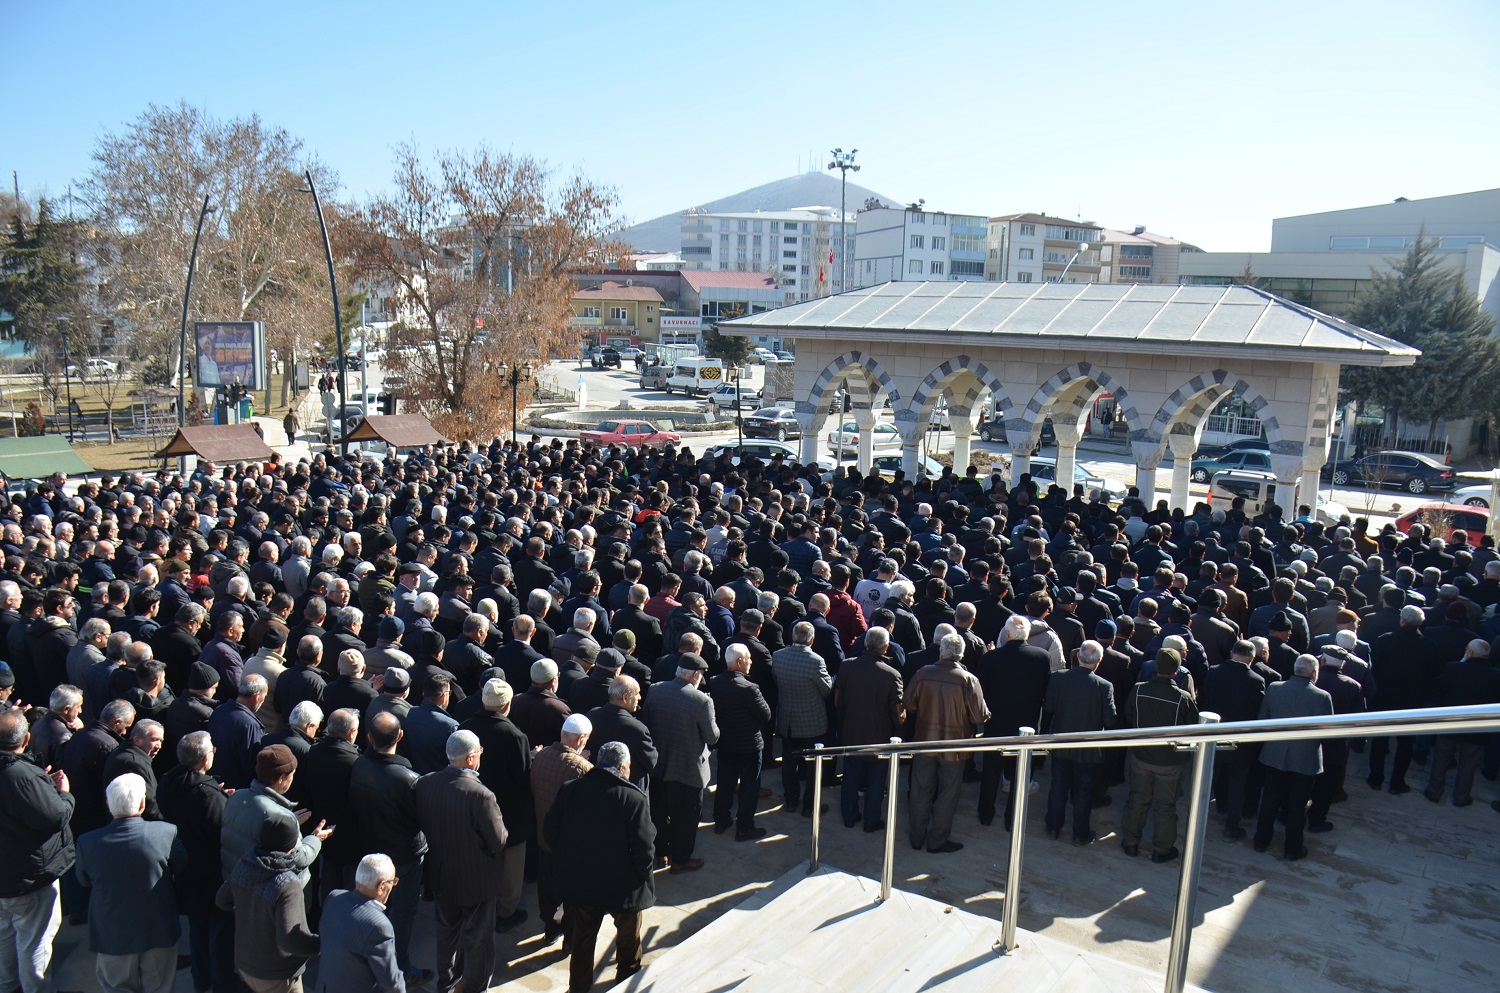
left=1340, top=236, right=1498, bottom=441
left=702, top=324, right=751, bottom=366
left=0, top=198, right=89, bottom=360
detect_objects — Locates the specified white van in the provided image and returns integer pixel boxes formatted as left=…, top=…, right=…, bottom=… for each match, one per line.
left=1209, top=469, right=1349, bottom=524
left=665, top=357, right=726, bottom=395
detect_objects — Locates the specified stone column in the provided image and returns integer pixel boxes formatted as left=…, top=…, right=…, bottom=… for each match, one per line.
left=1053, top=421, right=1083, bottom=499
left=951, top=417, right=974, bottom=474
left=1131, top=440, right=1164, bottom=506
left=901, top=439, right=921, bottom=479
left=854, top=407, right=878, bottom=473
left=1010, top=453, right=1031, bottom=488
left=795, top=403, right=821, bottom=465
left=1167, top=432, right=1200, bottom=512
left=1268, top=453, right=1305, bottom=522
left=1299, top=467, right=1323, bottom=517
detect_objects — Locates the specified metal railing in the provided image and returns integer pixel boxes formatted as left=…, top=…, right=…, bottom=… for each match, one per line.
left=800, top=704, right=1500, bottom=993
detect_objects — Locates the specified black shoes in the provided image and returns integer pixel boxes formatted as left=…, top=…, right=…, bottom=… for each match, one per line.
left=494, top=909, right=528, bottom=932
left=927, top=841, right=963, bottom=854
left=1072, top=833, right=1096, bottom=847
left=713, top=823, right=732, bottom=835
left=1222, top=827, right=1247, bottom=841
left=1151, top=847, right=1180, bottom=864
left=670, top=858, right=705, bottom=874
left=1422, top=790, right=1442, bottom=804
left=1285, top=846, right=1310, bottom=861
left=1045, top=828, right=1061, bottom=841
left=1307, top=821, right=1334, bottom=834
left=735, top=827, right=768, bottom=842
left=1389, top=783, right=1411, bottom=796
left=1120, top=841, right=1140, bottom=857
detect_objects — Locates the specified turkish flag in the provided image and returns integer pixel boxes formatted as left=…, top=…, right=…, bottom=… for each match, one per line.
left=819, top=266, right=826, bottom=283
left=829, top=248, right=835, bottom=264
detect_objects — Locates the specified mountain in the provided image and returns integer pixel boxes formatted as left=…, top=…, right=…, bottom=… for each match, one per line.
left=621, top=172, right=902, bottom=252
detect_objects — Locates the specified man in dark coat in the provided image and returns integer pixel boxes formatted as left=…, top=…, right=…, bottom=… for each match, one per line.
left=544, top=740, right=656, bottom=992
left=157, top=729, right=234, bottom=993
left=1040, top=640, right=1117, bottom=845
left=1199, top=640, right=1267, bottom=840
left=458, top=678, right=532, bottom=931
left=706, top=643, right=772, bottom=841
left=611, top=585, right=663, bottom=663
left=974, top=616, right=1052, bottom=827
left=0, top=707, right=76, bottom=993
left=415, top=728, right=509, bottom=993
left=586, top=675, right=657, bottom=791
left=510, top=659, right=573, bottom=749
left=298, top=707, right=362, bottom=902
left=102, top=718, right=165, bottom=821
left=1368, top=605, right=1440, bottom=793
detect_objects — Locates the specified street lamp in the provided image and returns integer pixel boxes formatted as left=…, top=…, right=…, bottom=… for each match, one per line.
left=301, top=169, right=348, bottom=456
left=176, top=194, right=214, bottom=427
left=827, top=148, right=859, bottom=294
left=498, top=360, right=534, bottom=448
left=1059, top=241, right=1091, bottom=283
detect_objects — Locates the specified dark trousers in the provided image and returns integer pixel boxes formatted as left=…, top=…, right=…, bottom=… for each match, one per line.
left=1044, top=756, right=1097, bottom=841
left=434, top=897, right=496, bottom=993
left=908, top=754, right=964, bottom=850
left=658, top=782, right=704, bottom=865
left=1255, top=766, right=1315, bottom=857
left=388, top=857, right=423, bottom=972
left=1214, top=743, right=1262, bottom=831
left=1426, top=734, right=1485, bottom=803
left=713, top=748, right=763, bottom=833
left=840, top=755, right=887, bottom=830
left=1091, top=747, right=1124, bottom=804
left=569, top=906, right=643, bottom=992
left=780, top=735, right=822, bottom=812
left=536, top=849, right=569, bottom=934
left=977, top=751, right=1015, bottom=825
left=188, top=910, right=236, bottom=993
left=1368, top=735, right=1412, bottom=788
left=1308, top=743, right=1347, bottom=826
left=1122, top=756, right=1185, bottom=855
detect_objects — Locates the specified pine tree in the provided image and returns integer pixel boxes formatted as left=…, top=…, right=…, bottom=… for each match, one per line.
left=0, top=199, right=89, bottom=360
left=1340, top=236, right=1498, bottom=441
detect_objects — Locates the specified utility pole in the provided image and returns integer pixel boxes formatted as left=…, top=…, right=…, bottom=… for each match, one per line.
left=827, top=149, right=859, bottom=293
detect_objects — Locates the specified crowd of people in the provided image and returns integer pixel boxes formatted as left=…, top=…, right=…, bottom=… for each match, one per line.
left=1, top=437, right=1498, bottom=993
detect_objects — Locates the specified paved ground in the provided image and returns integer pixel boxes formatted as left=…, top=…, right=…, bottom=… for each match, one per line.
left=49, top=750, right=1500, bottom=992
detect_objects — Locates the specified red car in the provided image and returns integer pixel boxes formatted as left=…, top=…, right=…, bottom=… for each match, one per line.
left=577, top=419, right=679, bottom=448
left=1394, top=502, right=1491, bottom=546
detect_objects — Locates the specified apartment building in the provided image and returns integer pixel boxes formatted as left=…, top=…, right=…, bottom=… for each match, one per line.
left=1096, top=227, right=1201, bottom=284
left=984, top=214, right=1103, bottom=284
left=679, top=206, right=855, bottom=302
left=851, top=206, right=989, bottom=287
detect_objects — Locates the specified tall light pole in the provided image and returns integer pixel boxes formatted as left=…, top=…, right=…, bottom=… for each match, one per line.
left=498, top=361, right=534, bottom=448
left=827, top=148, right=859, bottom=293
left=302, top=169, right=347, bottom=456
left=1059, top=241, right=1091, bottom=283
left=177, top=194, right=214, bottom=426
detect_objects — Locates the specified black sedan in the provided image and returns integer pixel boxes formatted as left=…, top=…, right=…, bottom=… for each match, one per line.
left=1321, top=450, right=1455, bottom=494
left=742, top=407, right=801, bottom=441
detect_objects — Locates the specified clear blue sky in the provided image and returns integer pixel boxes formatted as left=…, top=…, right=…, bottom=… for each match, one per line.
left=6, top=0, right=1497, bottom=251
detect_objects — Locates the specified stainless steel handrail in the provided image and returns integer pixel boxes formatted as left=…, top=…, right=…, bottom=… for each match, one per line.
left=800, top=704, right=1500, bottom=761
left=802, top=703, right=1500, bottom=993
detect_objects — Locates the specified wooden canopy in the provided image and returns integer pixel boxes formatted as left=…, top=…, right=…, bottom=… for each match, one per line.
left=156, top=424, right=275, bottom=463
left=344, top=414, right=446, bottom=448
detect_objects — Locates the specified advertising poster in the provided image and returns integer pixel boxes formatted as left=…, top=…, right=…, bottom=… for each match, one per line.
left=194, top=321, right=265, bottom=389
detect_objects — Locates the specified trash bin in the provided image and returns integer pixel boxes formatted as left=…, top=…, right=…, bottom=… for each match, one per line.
left=239, top=398, right=253, bottom=420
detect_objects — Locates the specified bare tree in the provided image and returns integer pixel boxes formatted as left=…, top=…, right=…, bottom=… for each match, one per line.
left=344, top=145, right=626, bottom=440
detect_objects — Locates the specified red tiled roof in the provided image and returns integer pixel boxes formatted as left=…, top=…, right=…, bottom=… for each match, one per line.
left=679, top=270, right=780, bottom=292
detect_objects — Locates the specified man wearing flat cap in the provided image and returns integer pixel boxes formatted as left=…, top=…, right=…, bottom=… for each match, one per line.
left=641, top=653, right=718, bottom=873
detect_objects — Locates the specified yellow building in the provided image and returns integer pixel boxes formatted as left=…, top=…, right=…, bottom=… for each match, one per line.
left=569, top=281, right=664, bottom=347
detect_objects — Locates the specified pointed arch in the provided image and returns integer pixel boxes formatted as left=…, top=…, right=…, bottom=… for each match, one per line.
left=1011, top=361, right=1143, bottom=450
left=796, top=350, right=901, bottom=425
left=1150, top=369, right=1286, bottom=453
left=908, top=355, right=1014, bottom=440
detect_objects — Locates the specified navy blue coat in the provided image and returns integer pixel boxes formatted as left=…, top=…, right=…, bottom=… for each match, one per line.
left=75, top=817, right=182, bottom=954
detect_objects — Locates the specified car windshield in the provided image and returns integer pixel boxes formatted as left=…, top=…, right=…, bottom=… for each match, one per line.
left=596, top=421, right=618, bottom=432
left=750, top=408, right=784, bottom=418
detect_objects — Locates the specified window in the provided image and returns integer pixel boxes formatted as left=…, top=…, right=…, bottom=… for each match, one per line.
left=932, top=236, right=946, bottom=250
left=783, top=250, right=797, bottom=259
left=785, top=277, right=796, bottom=286
left=908, top=260, right=923, bottom=273
left=782, top=264, right=797, bottom=272
left=864, top=261, right=872, bottom=272
left=1120, top=265, right=1152, bottom=278
left=930, top=261, right=945, bottom=275
left=1019, top=224, right=1035, bottom=236
left=610, top=307, right=629, bottom=321
left=736, top=234, right=746, bottom=246
left=933, top=214, right=947, bottom=225
left=910, top=212, right=926, bottom=224
left=1017, top=271, right=1032, bottom=282
left=951, top=260, right=984, bottom=276
left=580, top=306, right=600, bottom=318
left=753, top=235, right=762, bottom=248
left=737, top=220, right=747, bottom=232
left=784, top=236, right=798, bottom=245
left=1019, top=248, right=1034, bottom=260
left=753, top=221, right=763, bottom=233
left=910, top=234, right=925, bottom=249
left=1120, top=244, right=1153, bottom=258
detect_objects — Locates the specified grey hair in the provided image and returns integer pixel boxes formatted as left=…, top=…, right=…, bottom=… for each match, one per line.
left=105, top=773, right=147, bottom=817
left=757, top=591, right=779, bottom=613
left=105, top=630, right=132, bottom=660
left=339, top=606, right=364, bottom=629
left=1335, top=629, right=1358, bottom=650
left=608, top=674, right=640, bottom=706
left=100, top=699, right=136, bottom=726
left=81, top=617, right=111, bottom=641
left=446, top=728, right=482, bottom=761
left=527, top=589, right=552, bottom=613
left=176, top=603, right=206, bottom=625
left=792, top=621, right=815, bottom=646
left=596, top=740, right=630, bottom=772
left=938, top=633, right=965, bottom=661
left=1400, top=604, right=1426, bottom=627
left=1293, top=654, right=1319, bottom=678
left=629, top=583, right=649, bottom=606
left=865, top=626, right=890, bottom=653
left=1001, top=614, right=1031, bottom=644
left=326, top=708, right=360, bottom=739
left=463, top=613, right=489, bottom=637
left=129, top=719, right=162, bottom=744
left=289, top=700, right=323, bottom=729
left=1078, top=640, right=1104, bottom=668
left=177, top=730, right=213, bottom=767
left=416, top=592, right=440, bottom=616
left=890, top=580, right=915, bottom=601
left=49, top=684, right=83, bottom=712
left=238, top=673, right=268, bottom=698
left=355, top=853, right=396, bottom=890
left=227, top=575, right=251, bottom=598
left=572, top=606, right=596, bottom=631
left=724, top=643, right=750, bottom=668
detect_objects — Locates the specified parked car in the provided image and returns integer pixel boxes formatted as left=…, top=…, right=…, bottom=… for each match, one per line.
left=1209, top=469, right=1349, bottom=525
left=747, top=347, right=777, bottom=364
left=742, top=407, right=801, bottom=441
left=824, top=420, right=902, bottom=451
left=616, top=346, right=645, bottom=362
left=871, top=453, right=944, bottom=479
left=1190, top=448, right=1274, bottom=483
left=577, top=419, right=679, bottom=447
left=1321, top=450, right=1455, bottom=494
left=64, top=357, right=120, bottom=379
left=1192, top=437, right=1269, bottom=461
left=1026, top=456, right=1128, bottom=501
left=711, top=439, right=800, bottom=463
left=637, top=361, right=669, bottom=390
left=1394, top=503, right=1491, bottom=545
left=1450, top=483, right=1496, bottom=508
left=325, top=403, right=367, bottom=438
left=773, top=350, right=795, bottom=361
left=701, top=384, right=762, bottom=412
left=590, top=347, right=621, bottom=369
left=977, top=415, right=1054, bottom=447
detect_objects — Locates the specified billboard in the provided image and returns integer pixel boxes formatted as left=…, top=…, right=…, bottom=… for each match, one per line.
left=194, top=322, right=266, bottom=389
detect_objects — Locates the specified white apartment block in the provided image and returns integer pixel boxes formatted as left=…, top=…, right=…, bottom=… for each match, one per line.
left=852, top=206, right=988, bottom=287
left=1097, top=226, right=1201, bottom=284
left=984, top=214, right=1104, bottom=284
left=679, top=206, right=855, bottom=303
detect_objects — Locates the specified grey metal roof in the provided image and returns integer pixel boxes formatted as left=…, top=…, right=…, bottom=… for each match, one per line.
left=721, top=281, right=1419, bottom=367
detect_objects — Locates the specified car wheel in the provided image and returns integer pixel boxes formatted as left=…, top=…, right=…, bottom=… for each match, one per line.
left=1407, top=477, right=1427, bottom=495
left=979, top=426, right=992, bottom=442
left=776, top=427, right=786, bottom=441
left=1331, top=469, right=1349, bottom=485
left=1465, top=497, right=1489, bottom=508
left=1191, top=468, right=1209, bottom=483
left=664, top=385, right=672, bottom=394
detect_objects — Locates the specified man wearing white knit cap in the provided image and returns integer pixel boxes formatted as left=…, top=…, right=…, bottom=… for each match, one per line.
left=532, top=712, right=593, bottom=946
